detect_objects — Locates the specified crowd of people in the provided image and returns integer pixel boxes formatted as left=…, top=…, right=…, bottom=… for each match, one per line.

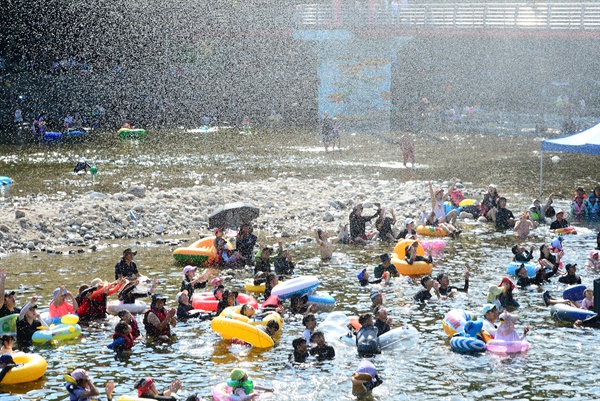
left=1, top=180, right=599, bottom=400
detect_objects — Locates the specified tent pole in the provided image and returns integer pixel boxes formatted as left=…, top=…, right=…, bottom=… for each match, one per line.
left=539, top=150, right=543, bottom=199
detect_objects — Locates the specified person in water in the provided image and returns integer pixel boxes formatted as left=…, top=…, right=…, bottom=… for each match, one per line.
left=0, top=271, right=21, bottom=318
left=236, top=223, right=258, bottom=266
left=315, top=228, right=337, bottom=260
left=180, top=265, right=208, bottom=298
left=558, top=263, right=581, bottom=285
left=119, top=277, right=157, bottom=305
left=481, top=304, right=499, bottom=337
left=397, top=218, right=418, bottom=240
left=227, top=368, right=274, bottom=400
left=134, top=377, right=182, bottom=401
left=512, top=244, right=535, bottom=263
left=494, top=197, right=515, bottom=230
left=550, top=209, right=576, bottom=232
left=349, top=203, right=381, bottom=244
left=514, top=212, right=537, bottom=238
left=17, top=296, right=47, bottom=349
left=413, top=276, right=441, bottom=303
left=405, top=242, right=433, bottom=265
left=118, top=310, right=140, bottom=339
left=309, top=330, right=335, bottom=361
left=529, top=194, right=554, bottom=224
left=77, top=278, right=126, bottom=322
left=66, top=368, right=115, bottom=401
left=143, top=294, right=177, bottom=341
left=115, top=248, right=140, bottom=280
left=539, top=243, right=563, bottom=271
left=254, top=243, right=283, bottom=275
left=290, top=337, right=309, bottom=364
left=0, top=334, right=16, bottom=354
left=436, top=269, right=469, bottom=297
left=351, top=360, right=383, bottom=397
left=357, top=268, right=383, bottom=287
left=289, top=294, right=316, bottom=316
left=302, top=314, right=317, bottom=345
left=49, top=285, right=78, bottom=318
left=0, top=354, right=18, bottom=383
left=373, top=305, right=391, bottom=336
left=498, top=277, right=519, bottom=310
left=374, top=208, right=397, bottom=242
left=107, top=322, right=135, bottom=356
left=580, top=289, right=594, bottom=310
left=176, top=290, right=212, bottom=322
left=274, top=249, right=295, bottom=276
left=374, top=253, right=399, bottom=278
left=495, top=311, right=530, bottom=341
left=356, top=313, right=381, bottom=357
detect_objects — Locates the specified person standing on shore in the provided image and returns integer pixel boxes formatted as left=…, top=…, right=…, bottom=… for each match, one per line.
left=320, top=111, right=334, bottom=152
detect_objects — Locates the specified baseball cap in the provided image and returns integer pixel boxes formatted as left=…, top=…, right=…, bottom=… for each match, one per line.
left=123, top=248, right=137, bottom=256
left=230, top=368, right=246, bottom=381
left=405, top=218, right=414, bottom=225
left=0, top=354, right=14, bottom=364
left=4, top=290, right=15, bottom=297
left=183, top=265, right=197, bottom=276
left=211, top=277, right=223, bottom=288
left=357, top=269, right=367, bottom=282
left=556, top=209, right=565, bottom=215
left=482, top=304, right=497, bottom=315
left=70, top=369, right=89, bottom=381
left=380, top=253, right=390, bottom=262
left=565, top=263, right=577, bottom=270
left=175, top=291, right=187, bottom=303
left=370, top=291, right=382, bottom=300
left=151, top=293, right=167, bottom=301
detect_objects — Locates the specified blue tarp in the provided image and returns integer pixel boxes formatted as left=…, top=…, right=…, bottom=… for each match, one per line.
left=541, top=122, right=600, bottom=154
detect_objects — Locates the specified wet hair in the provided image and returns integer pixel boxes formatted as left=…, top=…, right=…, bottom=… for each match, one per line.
left=511, top=245, right=521, bottom=255
left=309, top=330, right=324, bottom=341
left=266, top=320, right=280, bottom=332
left=1, top=334, right=15, bottom=344
left=292, top=337, right=306, bottom=350
left=420, top=275, right=432, bottom=287
left=436, top=272, right=448, bottom=282
left=302, top=314, right=316, bottom=326
left=358, top=313, right=373, bottom=326
left=117, top=310, right=131, bottom=319
left=114, top=322, right=130, bottom=334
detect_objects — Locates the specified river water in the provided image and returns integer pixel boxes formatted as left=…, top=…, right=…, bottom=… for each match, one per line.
left=1, top=128, right=600, bottom=401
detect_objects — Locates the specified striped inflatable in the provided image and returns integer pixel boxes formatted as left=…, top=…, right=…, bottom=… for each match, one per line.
left=449, top=336, right=486, bottom=353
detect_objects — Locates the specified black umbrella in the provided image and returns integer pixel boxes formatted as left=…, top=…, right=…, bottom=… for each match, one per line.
left=208, top=202, right=260, bottom=229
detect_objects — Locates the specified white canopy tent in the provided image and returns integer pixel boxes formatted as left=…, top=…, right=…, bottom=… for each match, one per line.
left=540, top=122, right=600, bottom=196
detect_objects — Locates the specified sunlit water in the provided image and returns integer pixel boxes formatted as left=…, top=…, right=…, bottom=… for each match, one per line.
left=1, top=129, right=600, bottom=400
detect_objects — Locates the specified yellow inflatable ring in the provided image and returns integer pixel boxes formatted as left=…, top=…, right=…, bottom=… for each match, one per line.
left=1, top=353, right=47, bottom=384
left=244, top=279, right=266, bottom=293
left=390, top=239, right=433, bottom=276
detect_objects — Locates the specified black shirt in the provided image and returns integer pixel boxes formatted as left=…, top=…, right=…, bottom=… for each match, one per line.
left=290, top=350, right=310, bottom=364
left=309, top=344, right=335, bottom=361
left=495, top=208, right=515, bottom=230
left=115, top=259, right=139, bottom=280
left=414, top=289, right=433, bottom=303
left=17, top=317, right=41, bottom=347
left=374, top=319, right=390, bottom=336
left=0, top=305, right=20, bottom=318
left=439, top=280, right=469, bottom=296
left=180, top=278, right=207, bottom=299
left=558, top=274, right=582, bottom=285
left=550, top=219, right=569, bottom=230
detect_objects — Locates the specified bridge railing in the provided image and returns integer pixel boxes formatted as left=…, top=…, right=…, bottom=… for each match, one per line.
left=294, top=3, right=600, bottom=30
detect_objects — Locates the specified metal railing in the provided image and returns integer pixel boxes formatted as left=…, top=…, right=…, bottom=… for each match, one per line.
left=294, top=3, right=600, bottom=31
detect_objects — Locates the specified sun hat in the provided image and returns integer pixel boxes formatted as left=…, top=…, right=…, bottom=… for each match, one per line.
left=90, top=278, right=104, bottom=287
left=123, top=248, right=137, bottom=256
left=486, top=284, right=503, bottom=302
left=498, top=277, right=515, bottom=291
left=230, top=368, right=246, bottom=382
left=151, top=293, right=167, bottom=301
left=135, top=377, right=155, bottom=397
left=211, top=277, right=223, bottom=288
left=70, top=368, right=89, bottom=382
left=175, top=291, right=187, bottom=303
left=53, top=287, right=68, bottom=298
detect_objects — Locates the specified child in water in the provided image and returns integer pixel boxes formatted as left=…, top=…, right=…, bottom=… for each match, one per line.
left=513, top=212, right=537, bottom=239
left=580, top=289, right=594, bottom=311
left=227, top=368, right=273, bottom=400
left=351, top=359, right=383, bottom=396
left=107, top=322, right=135, bottom=356
left=495, top=311, right=530, bottom=341
left=315, top=229, right=338, bottom=260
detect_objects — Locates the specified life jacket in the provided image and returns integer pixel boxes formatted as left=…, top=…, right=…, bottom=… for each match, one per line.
left=226, top=379, right=254, bottom=395
left=143, top=307, right=170, bottom=337
left=88, top=294, right=107, bottom=320
left=356, top=326, right=380, bottom=357
left=587, top=196, right=600, bottom=215
left=113, top=332, right=134, bottom=350
left=572, top=200, right=586, bottom=217
left=129, top=318, right=140, bottom=338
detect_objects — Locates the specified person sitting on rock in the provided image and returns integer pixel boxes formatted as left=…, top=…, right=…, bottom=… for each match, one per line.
left=254, top=242, right=283, bottom=275
left=494, top=197, right=515, bottom=230
left=429, top=179, right=458, bottom=227
left=236, top=224, right=257, bottom=266
left=349, top=203, right=381, bottom=244
left=374, top=208, right=397, bottom=242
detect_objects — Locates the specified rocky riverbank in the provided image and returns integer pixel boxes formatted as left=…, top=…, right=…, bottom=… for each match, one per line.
left=0, top=175, right=487, bottom=256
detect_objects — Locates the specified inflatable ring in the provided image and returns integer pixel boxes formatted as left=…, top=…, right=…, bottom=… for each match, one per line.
left=563, top=284, right=586, bottom=302
left=390, top=239, right=433, bottom=276
left=442, top=309, right=477, bottom=337
left=450, top=335, right=486, bottom=353
left=0, top=313, right=18, bottom=335
left=172, top=236, right=233, bottom=266
left=416, top=225, right=450, bottom=237
left=107, top=300, right=148, bottom=315
left=486, top=339, right=530, bottom=354
left=271, top=276, right=319, bottom=299
left=211, top=317, right=274, bottom=348
left=1, top=353, right=47, bottom=384
left=550, top=303, right=596, bottom=323
left=554, top=227, right=575, bottom=235
left=191, top=292, right=258, bottom=312
left=306, top=291, right=336, bottom=311
left=506, top=262, right=536, bottom=277
left=32, top=323, right=82, bottom=344
left=212, top=382, right=235, bottom=401
left=244, top=279, right=266, bottom=293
